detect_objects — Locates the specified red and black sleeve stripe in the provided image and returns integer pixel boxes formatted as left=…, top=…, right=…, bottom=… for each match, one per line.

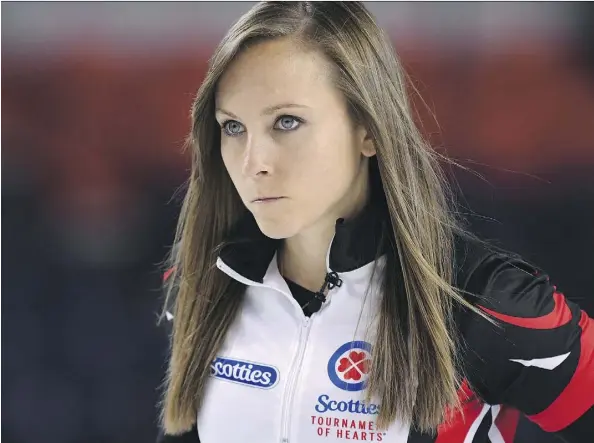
left=460, top=252, right=594, bottom=442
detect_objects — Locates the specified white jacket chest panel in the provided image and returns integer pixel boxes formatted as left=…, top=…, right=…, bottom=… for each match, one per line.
left=197, top=262, right=410, bottom=443
left=197, top=286, right=300, bottom=443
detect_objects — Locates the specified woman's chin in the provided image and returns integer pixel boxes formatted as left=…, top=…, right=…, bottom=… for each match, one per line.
left=253, top=217, right=299, bottom=240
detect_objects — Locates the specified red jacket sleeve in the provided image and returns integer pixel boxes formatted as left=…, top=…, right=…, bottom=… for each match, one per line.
left=460, top=252, right=594, bottom=442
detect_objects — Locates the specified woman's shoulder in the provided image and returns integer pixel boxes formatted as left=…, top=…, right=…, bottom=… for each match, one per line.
left=451, top=233, right=584, bottom=388
left=453, top=234, right=547, bottom=306
left=450, top=234, right=576, bottom=336
left=451, top=235, right=594, bottom=440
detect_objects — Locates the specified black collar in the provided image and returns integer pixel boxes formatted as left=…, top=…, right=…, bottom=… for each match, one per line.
left=218, top=193, right=390, bottom=284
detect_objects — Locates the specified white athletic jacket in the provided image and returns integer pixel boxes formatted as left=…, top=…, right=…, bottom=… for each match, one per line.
left=158, top=201, right=594, bottom=443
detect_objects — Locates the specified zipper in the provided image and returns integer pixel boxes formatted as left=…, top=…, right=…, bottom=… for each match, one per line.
left=279, top=315, right=314, bottom=443
left=278, top=237, right=338, bottom=443
left=217, top=239, right=341, bottom=443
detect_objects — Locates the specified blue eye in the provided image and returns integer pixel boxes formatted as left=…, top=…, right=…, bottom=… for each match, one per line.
left=221, top=120, right=245, bottom=137
left=274, top=115, right=303, bottom=131
left=220, top=115, right=303, bottom=137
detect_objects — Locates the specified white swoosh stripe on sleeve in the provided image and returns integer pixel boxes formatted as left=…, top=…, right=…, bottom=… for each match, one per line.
left=488, top=405, right=505, bottom=443
left=489, top=423, right=506, bottom=443
left=463, top=403, right=491, bottom=443
left=509, top=351, right=570, bottom=370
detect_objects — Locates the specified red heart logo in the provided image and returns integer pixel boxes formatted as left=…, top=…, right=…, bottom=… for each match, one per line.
left=337, top=351, right=370, bottom=381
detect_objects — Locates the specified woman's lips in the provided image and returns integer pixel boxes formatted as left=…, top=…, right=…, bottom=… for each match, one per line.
left=252, top=196, right=286, bottom=203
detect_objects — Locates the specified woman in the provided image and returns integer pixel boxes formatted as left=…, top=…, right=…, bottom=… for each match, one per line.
left=158, top=2, right=593, bottom=442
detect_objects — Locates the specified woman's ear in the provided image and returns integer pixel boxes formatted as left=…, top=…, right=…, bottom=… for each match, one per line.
left=357, top=125, right=376, bottom=158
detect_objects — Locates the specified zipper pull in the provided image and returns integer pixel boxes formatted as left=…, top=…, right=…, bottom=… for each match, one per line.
left=309, top=271, right=343, bottom=314
left=325, top=271, right=343, bottom=290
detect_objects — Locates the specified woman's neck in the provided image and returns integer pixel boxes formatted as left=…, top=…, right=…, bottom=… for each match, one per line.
left=278, top=220, right=336, bottom=292
left=279, top=173, right=370, bottom=292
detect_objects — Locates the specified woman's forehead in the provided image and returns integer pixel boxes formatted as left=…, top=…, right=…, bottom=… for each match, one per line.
left=216, top=38, right=334, bottom=110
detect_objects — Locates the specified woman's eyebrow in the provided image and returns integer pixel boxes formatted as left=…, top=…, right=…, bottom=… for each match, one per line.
left=261, top=103, right=310, bottom=115
left=215, top=103, right=310, bottom=119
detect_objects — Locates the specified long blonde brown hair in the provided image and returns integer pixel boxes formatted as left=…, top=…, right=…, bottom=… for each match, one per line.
left=161, top=1, right=486, bottom=436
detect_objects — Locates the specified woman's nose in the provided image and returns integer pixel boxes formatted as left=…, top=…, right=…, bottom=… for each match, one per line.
left=242, top=134, right=274, bottom=177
